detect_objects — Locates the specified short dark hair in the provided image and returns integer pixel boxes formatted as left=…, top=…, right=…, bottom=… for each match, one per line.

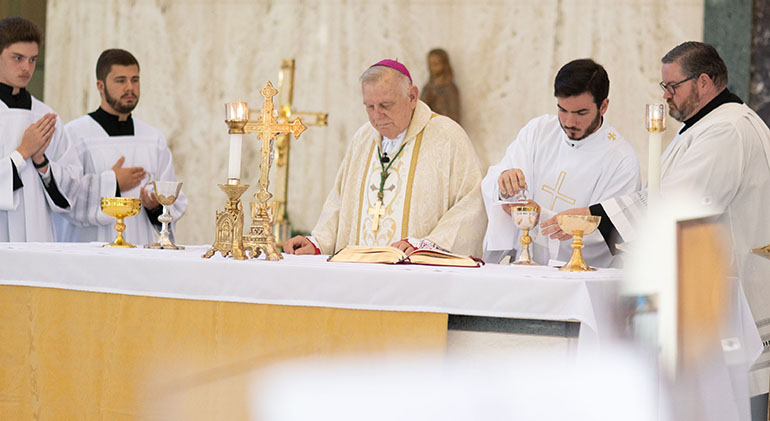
left=553, top=59, right=609, bottom=106
left=0, top=16, right=42, bottom=53
left=96, top=49, right=139, bottom=82
left=661, top=41, right=728, bottom=90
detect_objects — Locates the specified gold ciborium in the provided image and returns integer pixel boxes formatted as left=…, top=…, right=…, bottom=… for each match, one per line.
left=557, top=214, right=601, bottom=272
left=100, top=197, right=141, bottom=248
left=145, top=181, right=184, bottom=250
left=511, top=205, right=539, bottom=265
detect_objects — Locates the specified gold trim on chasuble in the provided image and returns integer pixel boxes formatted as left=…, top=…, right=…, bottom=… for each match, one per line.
left=355, top=140, right=378, bottom=243
left=354, top=114, right=435, bottom=244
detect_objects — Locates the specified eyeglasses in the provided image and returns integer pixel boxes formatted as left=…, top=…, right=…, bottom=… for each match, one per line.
left=659, top=75, right=696, bottom=95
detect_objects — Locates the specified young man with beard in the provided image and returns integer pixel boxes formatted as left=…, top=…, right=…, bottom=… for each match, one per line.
left=55, top=49, right=186, bottom=245
left=0, top=16, right=80, bottom=242
left=481, top=59, right=641, bottom=266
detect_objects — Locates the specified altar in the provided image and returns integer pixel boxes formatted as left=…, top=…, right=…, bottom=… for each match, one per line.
left=0, top=242, right=621, bottom=418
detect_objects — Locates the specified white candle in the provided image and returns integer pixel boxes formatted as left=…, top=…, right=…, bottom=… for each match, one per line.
left=645, top=104, right=666, bottom=207
left=648, top=131, right=662, bottom=205
left=228, top=133, right=243, bottom=180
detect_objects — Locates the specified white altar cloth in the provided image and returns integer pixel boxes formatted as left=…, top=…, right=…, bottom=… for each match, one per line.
left=0, top=242, right=621, bottom=351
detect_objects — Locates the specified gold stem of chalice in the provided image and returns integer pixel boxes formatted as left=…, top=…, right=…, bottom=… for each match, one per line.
left=100, top=197, right=142, bottom=248
left=557, top=214, right=601, bottom=272
left=511, top=205, right=538, bottom=265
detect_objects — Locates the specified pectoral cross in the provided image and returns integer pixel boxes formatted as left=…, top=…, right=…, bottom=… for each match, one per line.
left=368, top=200, right=386, bottom=232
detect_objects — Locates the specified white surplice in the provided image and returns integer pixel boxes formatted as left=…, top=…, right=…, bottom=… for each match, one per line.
left=482, top=115, right=641, bottom=266
left=601, top=102, right=770, bottom=395
left=55, top=115, right=187, bottom=246
left=311, top=100, right=486, bottom=257
left=0, top=98, right=80, bottom=241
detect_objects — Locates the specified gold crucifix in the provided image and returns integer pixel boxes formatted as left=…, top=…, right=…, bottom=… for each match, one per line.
left=267, top=59, right=329, bottom=247
left=541, top=171, right=576, bottom=209
left=368, top=200, right=386, bottom=232
left=240, top=81, right=307, bottom=260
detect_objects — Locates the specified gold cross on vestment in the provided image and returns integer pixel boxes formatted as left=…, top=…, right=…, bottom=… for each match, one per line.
left=608, top=132, right=617, bottom=140
left=368, top=200, right=386, bottom=232
left=541, top=171, right=577, bottom=209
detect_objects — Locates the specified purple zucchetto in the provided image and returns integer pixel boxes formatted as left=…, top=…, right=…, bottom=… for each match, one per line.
left=370, top=59, right=412, bottom=84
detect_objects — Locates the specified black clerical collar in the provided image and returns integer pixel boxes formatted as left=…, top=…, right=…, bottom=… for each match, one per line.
left=89, top=107, right=134, bottom=136
left=679, top=88, right=743, bottom=134
left=0, top=82, right=32, bottom=109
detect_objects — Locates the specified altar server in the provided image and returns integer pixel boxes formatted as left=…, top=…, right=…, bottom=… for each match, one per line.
left=482, top=59, right=641, bottom=266
left=55, top=49, right=186, bottom=245
left=541, top=42, right=770, bottom=406
left=0, top=17, right=80, bottom=242
left=284, top=59, right=486, bottom=256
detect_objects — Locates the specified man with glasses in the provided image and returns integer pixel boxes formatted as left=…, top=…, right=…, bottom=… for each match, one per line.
left=540, top=42, right=770, bottom=416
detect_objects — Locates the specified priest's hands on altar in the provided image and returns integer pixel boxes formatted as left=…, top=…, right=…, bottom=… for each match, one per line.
left=284, top=235, right=318, bottom=255
left=540, top=207, right=591, bottom=241
left=17, top=113, right=56, bottom=166
left=112, top=156, right=146, bottom=193
left=498, top=168, right=528, bottom=198
left=391, top=240, right=415, bottom=254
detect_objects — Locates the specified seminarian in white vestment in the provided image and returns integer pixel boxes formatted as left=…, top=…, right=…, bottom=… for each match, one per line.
left=483, top=115, right=640, bottom=266
left=0, top=87, right=80, bottom=242
left=285, top=60, right=486, bottom=257
left=54, top=49, right=186, bottom=246
left=55, top=110, right=187, bottom=245
left=0, top=17, right=80, bottom=242
left=483, top=59, right=641, bottom=266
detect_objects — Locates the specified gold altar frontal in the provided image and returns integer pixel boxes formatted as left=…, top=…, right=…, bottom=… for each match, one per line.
left=0, top=286, right=447, bottom=419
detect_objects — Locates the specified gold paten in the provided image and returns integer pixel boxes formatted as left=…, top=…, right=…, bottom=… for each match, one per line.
left=100, top=197, right=141, bottom=248
left=557, top=214, right=601, bottom=272
left=203, top=182, right=250, bottom=260
left=511, top=205, right=539, bottom=265
left=751, top=244, right=770, bottom=260
left=269, top=59, right=329, bottom=247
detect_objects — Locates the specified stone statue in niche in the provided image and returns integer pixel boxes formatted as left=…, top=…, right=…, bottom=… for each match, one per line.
left=420, top=48, right=461, bottom=125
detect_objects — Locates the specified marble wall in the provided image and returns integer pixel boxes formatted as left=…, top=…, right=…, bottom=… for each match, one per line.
left=44, top=0, right=704, bottom=245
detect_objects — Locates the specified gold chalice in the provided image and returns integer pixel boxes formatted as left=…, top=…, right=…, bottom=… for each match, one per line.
left=100, top=197, right=142, bottom=248
left=145, top=181, right=184, bottom=250
left=511, top=205, right=539, bottom=265
left=557, top=214, right=601, bottom=272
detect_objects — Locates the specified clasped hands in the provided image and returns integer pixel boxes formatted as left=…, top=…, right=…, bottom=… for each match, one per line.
left=499, top=168, right=589, bottom=241
left=16, top=113, right=57, bottom=172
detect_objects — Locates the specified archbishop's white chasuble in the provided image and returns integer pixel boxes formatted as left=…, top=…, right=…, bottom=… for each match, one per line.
left=0, top=99, right=79, bottom=241
left=311, top=100, right=486, bottom=257
left=55, top=115, right=187, bottom=245
left=482, top=114, right=641, bottom=266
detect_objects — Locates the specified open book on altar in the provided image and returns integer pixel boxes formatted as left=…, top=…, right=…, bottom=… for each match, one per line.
left=328, top=246, right=482, bottom=267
